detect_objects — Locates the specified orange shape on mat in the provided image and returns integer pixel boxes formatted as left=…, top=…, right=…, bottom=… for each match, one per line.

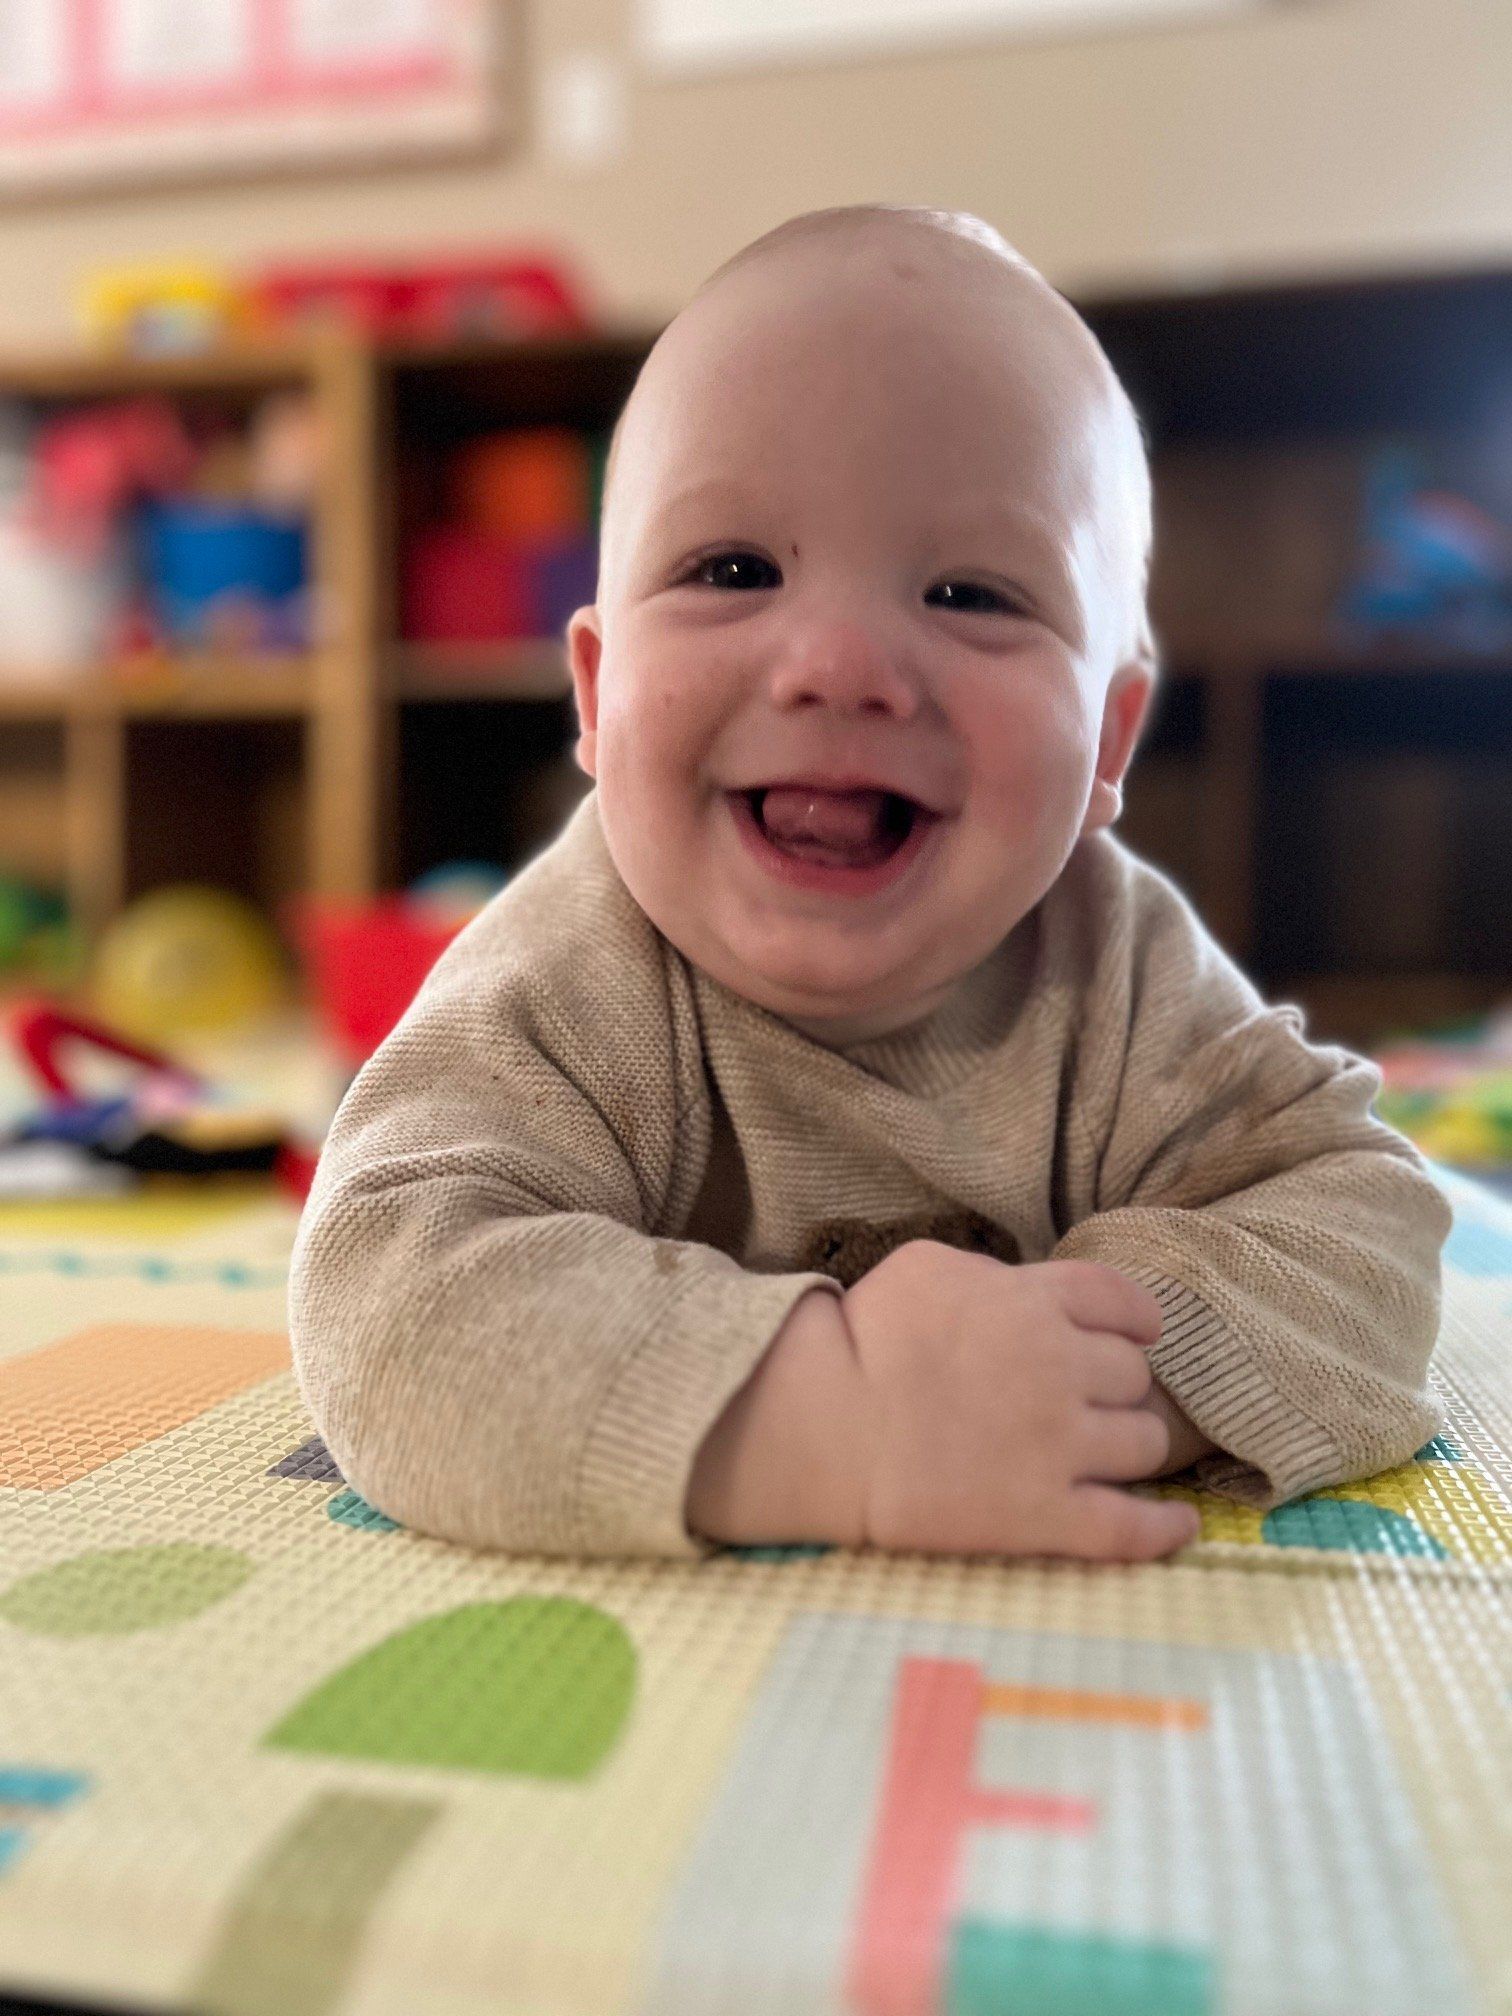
left=981, top=1684, right=1209, bottom=1731
left=0, top=1323, right=289, bottom=1491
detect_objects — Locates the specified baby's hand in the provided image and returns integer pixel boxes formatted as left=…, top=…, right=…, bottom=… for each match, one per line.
left=842, top=1244, right=1202, bottom=1562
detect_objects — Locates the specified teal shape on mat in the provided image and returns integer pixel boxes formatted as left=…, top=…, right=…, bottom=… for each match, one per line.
left=1261, top=1499, right=1449, bottom=1558
left=0, top=1767, right=88, bottom=1808
left=326, top=1489, right=400, bottom=1533
left=949, top=1920, right=1214, bottom=2016
left=263, top=1597, right=636, bottom=1779
left=0, top=1545, right=254, bottom=1635
left=1443, top=1217, right=1512, bottom=1277
left=1413, top=1435, right=1463, bottom=1462
left=0, top=1253, right=285, bottom=1288
left=0, top=1768, right=88, bottom=1884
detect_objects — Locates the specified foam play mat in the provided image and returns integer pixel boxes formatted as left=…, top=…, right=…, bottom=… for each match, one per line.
left=1, top=1160, right=1510, bottom=2016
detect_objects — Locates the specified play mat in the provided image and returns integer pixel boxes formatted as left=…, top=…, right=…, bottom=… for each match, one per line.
left=1, top=1138, right=1510, bottom=2015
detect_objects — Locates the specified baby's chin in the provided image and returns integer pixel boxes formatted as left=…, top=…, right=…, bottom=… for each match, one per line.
left=683, top=919, right=956, bottom=1033
left=597, top=799, right=969, bottom=1026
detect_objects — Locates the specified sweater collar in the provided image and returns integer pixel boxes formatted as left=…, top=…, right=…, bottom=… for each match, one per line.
left=690, top=927, right=1037, bottom=1099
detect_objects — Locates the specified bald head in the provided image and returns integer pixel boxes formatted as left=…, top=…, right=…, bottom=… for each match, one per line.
left=597, top=204, right=1155, bottom=672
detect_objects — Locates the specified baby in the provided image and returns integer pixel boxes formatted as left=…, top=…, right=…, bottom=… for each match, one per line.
left=288, top=204, right=1452, bottom=1564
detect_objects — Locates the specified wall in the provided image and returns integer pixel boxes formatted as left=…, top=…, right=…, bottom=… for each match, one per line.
left=0, top=0, right=1505, bottom=342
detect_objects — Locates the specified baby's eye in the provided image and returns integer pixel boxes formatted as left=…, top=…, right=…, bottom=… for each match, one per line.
left=689, top=550, right=782, bottom=591
left=925, top=580, right=1026, bottom=616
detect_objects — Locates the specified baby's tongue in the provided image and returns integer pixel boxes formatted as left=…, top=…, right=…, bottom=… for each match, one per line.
left=760, top=786, right=891, bottom=861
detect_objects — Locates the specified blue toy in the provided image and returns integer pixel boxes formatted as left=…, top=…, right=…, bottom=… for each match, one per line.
left=1336, top=448, right=1512, bottom=648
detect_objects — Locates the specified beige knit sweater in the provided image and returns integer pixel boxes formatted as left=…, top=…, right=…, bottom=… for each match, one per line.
left=287, top=790, right=1451, bottom=1560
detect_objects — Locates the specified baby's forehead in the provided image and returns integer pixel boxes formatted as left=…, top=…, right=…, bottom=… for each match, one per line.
left=692, top=231, right=1094, bottom=381
left=624, top=252, right=1110, bottom=484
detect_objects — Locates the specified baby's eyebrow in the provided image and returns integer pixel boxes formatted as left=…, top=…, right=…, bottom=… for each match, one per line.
left=659, top=477, right=763, bottom=521
left=935, top=499, right=1063, bottom=551
left=939, top=503, right=1085, bottom=611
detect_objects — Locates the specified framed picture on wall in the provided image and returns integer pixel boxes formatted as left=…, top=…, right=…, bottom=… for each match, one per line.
left=643, top=0, right=1295, bottom=72
left=0, top=0, right=509, bottom=197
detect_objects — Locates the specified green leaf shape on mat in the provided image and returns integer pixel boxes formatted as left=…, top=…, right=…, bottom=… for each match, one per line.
left=0, top=1545, right=254, bottom=1636
left=1261, top=1499, right=1449, bottom=1558
left=264, top=1598, right=636, bottom=1779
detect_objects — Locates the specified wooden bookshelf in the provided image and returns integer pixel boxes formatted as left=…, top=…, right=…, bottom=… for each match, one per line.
left=1083, top=267, right=1512, bottom=1047
left=390, top=641, right=572, bottom=703
left=0, top=326, right=650, bottom=950
left=0, top=270, right=1509, bottom=1052
left=0, top=654, right=316, bottom=719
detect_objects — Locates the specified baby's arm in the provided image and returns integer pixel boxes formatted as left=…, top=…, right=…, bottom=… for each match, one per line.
left=287, top=913, right=843, bottom=1561
left=690, top=1248, right=1202, bottom=1561
left=686, top=1285, right=871, bottom=1546
left=1049, top=852, right=1453, bottom=1509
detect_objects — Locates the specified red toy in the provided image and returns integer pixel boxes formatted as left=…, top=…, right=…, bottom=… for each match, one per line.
left=3, top=999, right=317, bottom=1204
left=28, top=398, right=198, bottom=554
left=290, top=899, right=466, bottom=1069
left=252, top=255, right=591, bottom=341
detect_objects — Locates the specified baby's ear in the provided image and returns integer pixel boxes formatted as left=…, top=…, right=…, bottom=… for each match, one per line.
left=566, top=606, right=603, bottom=779
left=1081, top=657, right=1156, bottom=836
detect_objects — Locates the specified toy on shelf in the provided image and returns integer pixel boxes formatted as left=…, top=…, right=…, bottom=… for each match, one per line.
left=0, top=387, right=318, bottom=674
left=79, top=262, right=261, bottom=356
left=0, top=504, right=127, bottom=674
left=0, top=1000, right=316, bottom=1203
left=137, top=497, right=310, bottom=651
left=401, top=426, right=602, bottom=649
left=1334, top=448, right=1512, bottom=651
left=291, top=861, right=508, bottom=1070
left=90, top=886, right=289, bottom=1046
left=31, top=397, right=198, bottom=554
left=0, top=879, right=81, bottom=986
left=247, top=390, right=323, bottom=516
left=400, top=528, right=533, bottom=644
left=0, top=397, right=194, bottom=676
left=251, top=254, right=592, bottom=341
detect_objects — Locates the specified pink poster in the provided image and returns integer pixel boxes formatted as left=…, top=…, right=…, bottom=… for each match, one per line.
left=0, top=0, right=503, bottom=190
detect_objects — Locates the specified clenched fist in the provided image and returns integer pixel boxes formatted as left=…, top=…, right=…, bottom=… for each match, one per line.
left=842, top=1242, right=1202, bottom=1562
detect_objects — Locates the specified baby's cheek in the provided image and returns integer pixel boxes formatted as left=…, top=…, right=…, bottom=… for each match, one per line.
left=632, top=671, right=727, bottom=783
left=985, top=696, right=1091, bottom=829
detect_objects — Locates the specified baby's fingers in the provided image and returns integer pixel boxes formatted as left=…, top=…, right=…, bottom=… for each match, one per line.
left=1064, top=1483, right=1200, bottom=1562
left=1078, top=1332, right=1156, bottom=1408
left=1046, top=1260, right=1163, bottom=1347
left=1075, top=1403, right=1170, bottom=1483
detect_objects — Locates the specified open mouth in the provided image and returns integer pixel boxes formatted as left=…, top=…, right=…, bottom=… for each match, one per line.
left=726, top=785, right=942, bottom=897
left=742, top=787, right=921, bottom=869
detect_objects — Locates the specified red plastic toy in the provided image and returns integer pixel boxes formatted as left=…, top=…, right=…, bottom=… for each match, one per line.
left=289, top=899, right=466, bottom=1069
left=252, top=256, right=591, bottom=341
left=3, top=999, right=317, bottom=1203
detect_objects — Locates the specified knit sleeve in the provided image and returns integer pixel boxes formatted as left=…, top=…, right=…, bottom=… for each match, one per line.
left=286, top=854, right=842, bottom=1562
left=1048, top=846, right=1453, bottom=1510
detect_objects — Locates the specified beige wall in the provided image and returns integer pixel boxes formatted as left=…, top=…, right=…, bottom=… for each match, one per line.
left=0, top=0, right=1506, bottom=343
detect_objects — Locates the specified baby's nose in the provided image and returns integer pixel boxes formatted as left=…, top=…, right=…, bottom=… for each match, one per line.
left=768, top=620, right=919, bottom=717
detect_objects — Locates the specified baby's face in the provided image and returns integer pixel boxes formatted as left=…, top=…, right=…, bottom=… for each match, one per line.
left=569, top=229, right=1155, bottom=1043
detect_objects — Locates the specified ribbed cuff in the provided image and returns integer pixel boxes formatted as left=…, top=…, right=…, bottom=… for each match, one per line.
left=1113, top=1261, right=1343, bottom=1510
left=575, top=1265, right=847, bottom=1559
